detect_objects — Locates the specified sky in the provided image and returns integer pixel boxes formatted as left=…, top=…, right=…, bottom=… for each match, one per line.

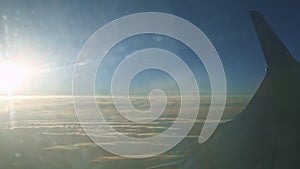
left=0, top=0, right=299, bottom=96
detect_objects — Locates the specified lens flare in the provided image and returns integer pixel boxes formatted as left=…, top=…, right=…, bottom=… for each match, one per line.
left=0, top=61, right=31, bottom=92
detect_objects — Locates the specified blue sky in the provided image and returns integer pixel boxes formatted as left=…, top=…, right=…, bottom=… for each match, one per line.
left=0, top=0, right=299, bottom=95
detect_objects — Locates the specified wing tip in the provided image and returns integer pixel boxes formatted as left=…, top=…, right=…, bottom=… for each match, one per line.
left=249, top=10, right=298, bottom=69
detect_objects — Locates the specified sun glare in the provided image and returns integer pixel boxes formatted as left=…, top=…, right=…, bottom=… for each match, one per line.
left=0, top=61, right=32, bottom=92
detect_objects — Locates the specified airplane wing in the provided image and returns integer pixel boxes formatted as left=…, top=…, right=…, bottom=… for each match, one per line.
left=179, top=10, right=300, bottom=169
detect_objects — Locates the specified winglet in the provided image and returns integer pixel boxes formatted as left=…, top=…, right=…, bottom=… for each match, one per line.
left=250, top=11, right=298, bottom=70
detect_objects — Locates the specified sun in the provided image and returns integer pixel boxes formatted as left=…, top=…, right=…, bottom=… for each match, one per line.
left=0, top=61, right=32, bottom=92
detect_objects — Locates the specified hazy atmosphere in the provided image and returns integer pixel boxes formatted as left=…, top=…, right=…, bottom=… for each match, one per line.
left=0, top=0, right=299, bottom=169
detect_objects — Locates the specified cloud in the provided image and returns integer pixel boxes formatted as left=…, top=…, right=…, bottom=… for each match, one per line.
left=43, top=142, right=96, bottom=151
left=91, top=154, right=183, bottom=162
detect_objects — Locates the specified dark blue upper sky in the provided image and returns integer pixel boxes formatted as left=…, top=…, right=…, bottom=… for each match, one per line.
left=0, top=0, right=299, bottom=95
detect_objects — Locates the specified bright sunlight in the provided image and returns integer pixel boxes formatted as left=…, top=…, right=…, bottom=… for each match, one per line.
left=0, top=61, right=32, bottom=92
